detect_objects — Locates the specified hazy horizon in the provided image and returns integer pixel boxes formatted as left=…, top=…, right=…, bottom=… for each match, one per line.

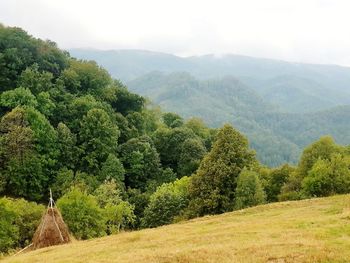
left=2, top=0, right=350, bottom=66
left=68, top=47, right=350, bottom=67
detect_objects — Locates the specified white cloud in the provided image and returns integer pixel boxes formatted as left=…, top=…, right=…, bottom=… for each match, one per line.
left=1, top=0, right=350, bottom=65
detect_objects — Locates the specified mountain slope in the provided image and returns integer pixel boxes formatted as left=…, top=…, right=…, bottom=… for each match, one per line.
left=70, top=49, right=350, bottom=165
left=5, top=194, right=350, bottom=263
left=128, top=72, right=350, bottom=166
left=69, top=49, right=350, bottom=112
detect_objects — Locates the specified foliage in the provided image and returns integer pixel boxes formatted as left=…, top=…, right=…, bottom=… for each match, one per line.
left=57, top=188, right=106, bottom=240
left=235, top=169, right=266, bottom=209
left=0, top=199, right=18, bottom=253
left=162, top=112, right=183, bottom=128
left=99, top=154, right=125, bottom=184
left=141, top=176, right=190, bottom=228
left=153, top=127, right=198, bottom=173
left=302, top=154, right=350, bottom=197
left=78, top=108, right=119, bottom=174
left=279, top=137, right=347, bottom=200
left=94, top=180, right=135, bottom=234
left=264, top=164, right=295, bottom=202
left=0, top=87, right=37, bottom=109
left=119, top=136, right=161, bottom=190
left=126, top=188, right=150, bottom=229
left=188, top=124, right=256, bottom=217
left=178, top=138, right=206, bottom=177
left=297, top=136, right=343, bottom=178
left=0, top=197, right=44, bottom=253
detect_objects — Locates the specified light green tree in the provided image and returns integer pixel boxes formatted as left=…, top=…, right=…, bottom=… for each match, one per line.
left=57, top=188, right=106, bottom=240
left=142, top=176, right=190, bottom=228
left=235, top=169, right=266, bottom=209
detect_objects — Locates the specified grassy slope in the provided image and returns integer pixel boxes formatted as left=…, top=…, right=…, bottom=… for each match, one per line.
left=4, top=195, right=350, bottom=263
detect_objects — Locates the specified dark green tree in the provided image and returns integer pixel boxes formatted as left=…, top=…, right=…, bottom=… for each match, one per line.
left=188, top=124, right=256, bottom=217
left=119, top=136, right=161, bottom=190
left=56, top=122, right=78, bottom=170
left=18, top=64, right=53, bottom=95
left=178, top=138, right=206, bottom=177
left=162, top=112, right=183, bottom=128
left=79, top=108, right=119, bottom=174
left=153, top=127, right=197, bottom=172
left=99, top=154, right=125, bottom=185
left=265, top=164, right=295, bottom=202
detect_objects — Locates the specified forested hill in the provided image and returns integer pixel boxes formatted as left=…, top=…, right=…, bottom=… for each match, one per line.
left=69, top=49, right=350, bottom=111
left=2, top=24, right=350, bottom=257
left=70, top=49, right=350, bottom=166
left=127, top=72, right=350, bottom=166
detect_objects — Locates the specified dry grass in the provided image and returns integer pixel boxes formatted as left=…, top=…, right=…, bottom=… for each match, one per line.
left=3, top=195, right=350, bottom=263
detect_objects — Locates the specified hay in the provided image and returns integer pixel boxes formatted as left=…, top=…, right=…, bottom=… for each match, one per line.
left=31, top=206, right=71, bottom=250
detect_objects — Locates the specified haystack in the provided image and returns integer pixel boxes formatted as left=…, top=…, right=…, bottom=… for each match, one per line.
left=32, top=190, right=71, bottom=250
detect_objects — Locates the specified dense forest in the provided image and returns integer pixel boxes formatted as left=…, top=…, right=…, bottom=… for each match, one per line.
left=127, top=72, right=350, bottom=166
left=71, top=49, right=350, bottom=166
left=1, top=25, right=350, bottom=254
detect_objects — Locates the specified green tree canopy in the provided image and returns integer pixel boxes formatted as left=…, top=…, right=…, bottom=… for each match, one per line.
left=142, top=176, right=190, bottom=228
left=302, top=154, right=350, bottom=197
left=79, top=108, right=120, bottom=174
left=57, top=188, right=106, bottom=240
left=235, top=169, right=266, bottom=209
left=188, top=124, right=256, bottom=217
left=119, top=136, right=161, bottom=190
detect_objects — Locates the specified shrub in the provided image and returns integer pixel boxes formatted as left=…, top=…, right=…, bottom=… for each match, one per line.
left=0, top=197, right=44, bottom=253
left=57, top=188, right=106, bottom=239
left=302, top=154, right=350, bottom=197
left=141, top=176, right=190, bottom=228
left=235, top=169, right=266, bottom=210
left=94, top=180, right=135, bottom=234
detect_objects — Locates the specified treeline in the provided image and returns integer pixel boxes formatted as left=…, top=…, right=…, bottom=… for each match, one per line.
left=1, top=25, right=350, bottom=254
left=127, top=72, right=350, bottom=167
left=0, top=24, right=214, bottom=252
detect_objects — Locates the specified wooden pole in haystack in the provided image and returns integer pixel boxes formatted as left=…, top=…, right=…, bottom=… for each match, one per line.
left=31, top=189, right=71, bottom=250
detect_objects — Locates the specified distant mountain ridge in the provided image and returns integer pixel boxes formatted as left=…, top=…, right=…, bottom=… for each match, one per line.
left=69, top=48, right=350, bottom=113
left=127, top=71, right=350, bottom=166
left=70, top=49, right=350, bottom=166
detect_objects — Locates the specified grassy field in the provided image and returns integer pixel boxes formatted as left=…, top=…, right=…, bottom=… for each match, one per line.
left=3, top=195, right=350, bottom=263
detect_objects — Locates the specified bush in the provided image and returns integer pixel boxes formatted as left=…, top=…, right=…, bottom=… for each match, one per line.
left=302, top=154, right=350, bottom=197
left=0, top=197, right=44, bottom=253
left=265, top=164, right=295, bottom=202
left=57, top=188, right=106, bottom=240
left=0, top=199, right=18, bottom=253
left=94, top=180, right=135, bottom=234
left=141, top=176, right=190, bottom=228
left=235, top=169, right=266, bottom=210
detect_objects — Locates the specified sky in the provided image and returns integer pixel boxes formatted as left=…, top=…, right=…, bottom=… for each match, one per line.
left=1, top=0, right=350, bottom=65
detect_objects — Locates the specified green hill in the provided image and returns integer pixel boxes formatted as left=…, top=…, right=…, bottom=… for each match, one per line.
left=69, top=49, right=350, bottom=111
left=70, top=49, right=350, bottom=166
left=127, top=72, right=350, bottom=166
left=4, top=194, right=350, bottom=263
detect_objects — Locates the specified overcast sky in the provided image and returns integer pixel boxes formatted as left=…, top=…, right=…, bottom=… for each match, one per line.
left=2, top=0, right=350, bottom=65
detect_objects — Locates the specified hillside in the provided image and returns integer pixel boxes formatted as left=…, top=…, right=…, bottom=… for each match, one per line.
left=4, top=194, right=350, bottom=263
left=69, top=49, right=350, bottom=113
left=127, top=71, right=350, bottom=166
left=70, top=49, right=350, bottom=166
